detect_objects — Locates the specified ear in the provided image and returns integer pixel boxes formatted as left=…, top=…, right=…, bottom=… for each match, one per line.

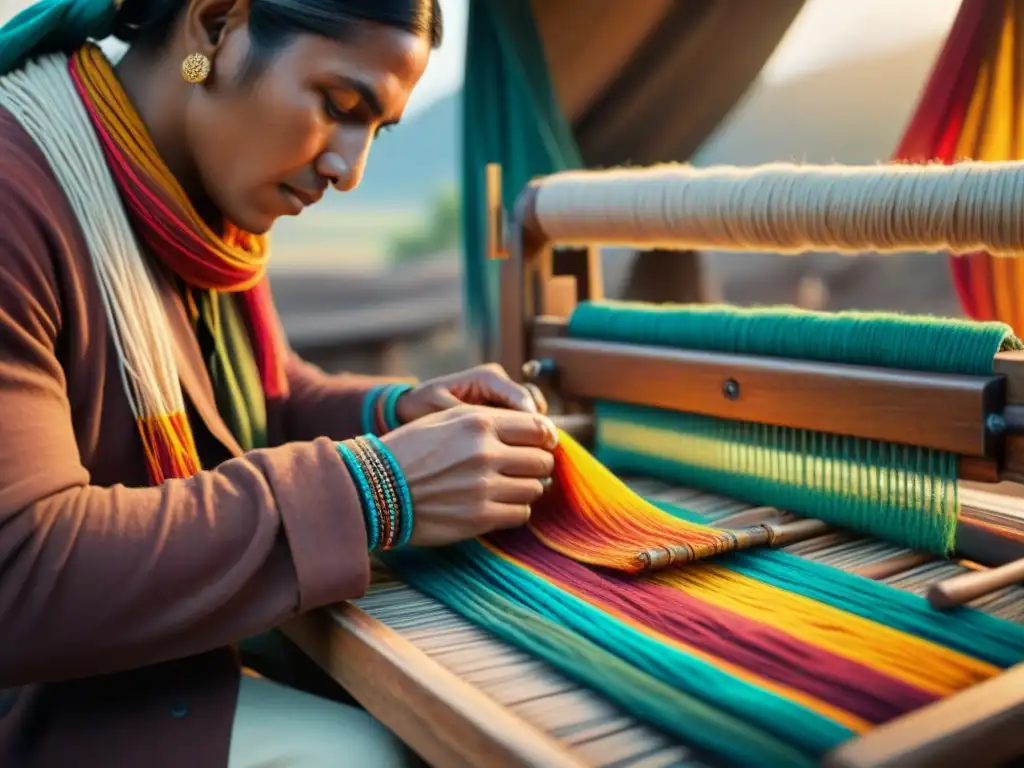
left=180, top=0, right=251, bottom=56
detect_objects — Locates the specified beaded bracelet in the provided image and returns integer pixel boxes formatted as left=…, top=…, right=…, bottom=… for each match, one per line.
left=364, top=434, right=414, bottom=547
left=360, top=383, right=416, bottom=436
left=336, top=434, right=415, bottom=551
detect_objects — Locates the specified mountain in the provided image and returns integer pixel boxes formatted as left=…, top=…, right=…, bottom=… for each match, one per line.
left=693, top=37, right=945, bottom=166
left=326, top=92, right=460, bottom=209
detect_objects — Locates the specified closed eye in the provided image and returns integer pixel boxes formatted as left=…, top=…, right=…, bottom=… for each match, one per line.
left=322, top=90, right=397, bottom=140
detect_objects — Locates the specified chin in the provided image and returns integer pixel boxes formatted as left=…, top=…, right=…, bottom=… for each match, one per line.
left=225, top=205, right=275, bottom=236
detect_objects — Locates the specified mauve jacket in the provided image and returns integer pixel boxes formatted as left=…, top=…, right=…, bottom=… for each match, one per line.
left=0, top=106, right=387, bottom=767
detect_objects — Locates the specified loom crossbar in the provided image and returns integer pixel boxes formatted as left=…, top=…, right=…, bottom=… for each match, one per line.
left=523, top=161, right=1024, bottom=256
left=531, top=318, right=1005, bottom=459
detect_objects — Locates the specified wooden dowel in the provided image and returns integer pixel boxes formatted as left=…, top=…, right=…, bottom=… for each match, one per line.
left=637, top=518, right=830, bottom=569
left=927, top=557, right=1024, bottom=609
left=853, top=552, right=933, bottom=581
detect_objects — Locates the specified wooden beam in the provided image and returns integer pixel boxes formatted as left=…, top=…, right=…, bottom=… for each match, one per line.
left=532, top=335, right=1003, bottom=457
left=823, top=662, right=1024, bottom=768
left=282, top=607, right=584, bottom=768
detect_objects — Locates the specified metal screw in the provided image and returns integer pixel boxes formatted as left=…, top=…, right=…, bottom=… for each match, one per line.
left=723, top=378, right=740, bottom=400
left=522, top=359, right=555, bottom=380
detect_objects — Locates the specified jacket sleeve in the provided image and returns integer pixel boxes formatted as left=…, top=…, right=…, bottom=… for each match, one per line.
left=282, top=350, right=414, bottom=443
left=0, top=180, right=371, bottom=688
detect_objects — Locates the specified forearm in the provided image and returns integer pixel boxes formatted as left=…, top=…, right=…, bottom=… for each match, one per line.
left=0, top=437, right=370, bottom=687
left=283, top=352, right=416, bottom=442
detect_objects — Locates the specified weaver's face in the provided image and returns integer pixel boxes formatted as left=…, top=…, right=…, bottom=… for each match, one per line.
left=185, top=21, right=429, bottom=234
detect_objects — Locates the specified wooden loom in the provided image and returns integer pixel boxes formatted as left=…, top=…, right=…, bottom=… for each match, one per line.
left=285, top=161, right=1024, bottom=768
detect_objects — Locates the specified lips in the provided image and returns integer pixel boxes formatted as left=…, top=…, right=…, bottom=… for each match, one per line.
left=281, top=184, right=322, bottom=208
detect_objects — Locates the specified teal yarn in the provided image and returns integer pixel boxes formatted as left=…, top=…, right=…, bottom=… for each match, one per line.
left=597, top=401, right=960, bottom=555
left=387, top=529, right=1024, bottom=766
left=0, top=0, right=118, bottom=76
left=568, top=301, right=1021, bottom=375
left=386, top=544, right=825, bottom=768
left=650, top=498, right=1024, bottom=668
left=335, top=441, right=381, bottom=552
left=568, top=302, right=1024, bottom=555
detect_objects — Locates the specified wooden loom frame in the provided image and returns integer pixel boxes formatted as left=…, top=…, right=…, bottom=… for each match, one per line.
left=491, top=164, right=1024, bottom=766
left=284, top=163, right=1024, bottom=768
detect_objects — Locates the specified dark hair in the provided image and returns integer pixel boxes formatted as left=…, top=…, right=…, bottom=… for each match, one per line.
left=113, top=0, right=443, bottom=73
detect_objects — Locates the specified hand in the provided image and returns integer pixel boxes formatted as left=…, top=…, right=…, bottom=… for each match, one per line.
left=380, top=404, right=558, bottom=548
left=394, top=364, right=547, bottom=424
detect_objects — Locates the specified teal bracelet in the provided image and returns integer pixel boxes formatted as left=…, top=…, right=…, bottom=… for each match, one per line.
left=335, top=441, right=381, bottom=552
left=382, top=383, right=414, bottom=432
left=360, top=384, right=389, bottom=436
left=366, top=434, right=414, bottom=547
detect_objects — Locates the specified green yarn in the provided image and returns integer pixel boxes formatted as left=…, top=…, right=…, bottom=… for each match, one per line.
left=568, top=301, right=1021, bottom=375
left=0, top=0, right=117, bottom=76
left=597, top=401, right=960, bottom=555
left=569, top=302, right=1023, bottom=555
left=386, top=544, right=826, bottom=768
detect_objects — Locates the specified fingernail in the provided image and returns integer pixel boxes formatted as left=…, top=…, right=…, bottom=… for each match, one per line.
left=523, top=383, right=543, bottom=413
left=539, top=417, right=559, bottom=450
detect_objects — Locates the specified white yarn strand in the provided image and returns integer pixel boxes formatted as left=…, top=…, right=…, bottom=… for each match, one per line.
left=0, top=53, right=187, bottom=424
left=532, top=161, right=1024, bottom=256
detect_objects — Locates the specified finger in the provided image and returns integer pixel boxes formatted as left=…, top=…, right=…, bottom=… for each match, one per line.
left=489, top=477, right=547, bottom=505
left=475, top=369, right=538, bottom=414
left=523, top=383, right=548, bottom=415
left=423, top=387, right=463, bottom=411
left=481, top=502, right=532, bottom=532
left=489, top=411, right=559, bottom=451
left=498, top=446, right=555, bottom=479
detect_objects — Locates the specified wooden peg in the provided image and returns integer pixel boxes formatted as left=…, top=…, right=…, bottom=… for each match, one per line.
left=927, top=557, right=1024, bottom=609
left=485, top=164, right=508, bottom=260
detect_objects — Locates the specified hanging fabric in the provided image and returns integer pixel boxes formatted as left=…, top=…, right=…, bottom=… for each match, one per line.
left=459, top=0, right=582, bottom=357
left=895, top=0, right=1024, bottom=330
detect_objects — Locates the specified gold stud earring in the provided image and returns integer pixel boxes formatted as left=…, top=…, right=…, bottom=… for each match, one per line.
left=181, top=53, right=212, bottom=85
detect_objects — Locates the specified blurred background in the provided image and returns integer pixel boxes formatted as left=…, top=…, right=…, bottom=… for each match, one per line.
left=0, top=0, right=978, bottom=380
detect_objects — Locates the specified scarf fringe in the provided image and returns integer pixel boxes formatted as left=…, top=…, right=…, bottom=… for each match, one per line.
left=0, top=46, right=287, bottom=483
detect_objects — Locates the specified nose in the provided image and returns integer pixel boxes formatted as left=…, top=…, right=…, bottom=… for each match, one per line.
left=316, top=129, right=372, bottom=192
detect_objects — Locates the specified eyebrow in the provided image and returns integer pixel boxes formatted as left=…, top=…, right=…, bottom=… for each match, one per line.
left=329, top=75, right=401, bottom=128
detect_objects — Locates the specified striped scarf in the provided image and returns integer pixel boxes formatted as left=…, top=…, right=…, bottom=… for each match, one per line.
left=0, top=44, right=287, bottom=483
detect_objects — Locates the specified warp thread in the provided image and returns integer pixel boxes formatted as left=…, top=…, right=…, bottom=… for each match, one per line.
left=562, top=301, right=1020, bottom=555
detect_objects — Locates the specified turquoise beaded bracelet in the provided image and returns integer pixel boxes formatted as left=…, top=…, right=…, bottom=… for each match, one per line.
left=335, top=440, right=381, bottom=552
left=365, top=434, right=414, bottom=547
left=336, top=434, right=415, bottom=552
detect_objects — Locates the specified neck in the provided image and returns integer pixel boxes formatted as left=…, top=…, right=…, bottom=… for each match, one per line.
left=113, top=47, right=223, bottom=231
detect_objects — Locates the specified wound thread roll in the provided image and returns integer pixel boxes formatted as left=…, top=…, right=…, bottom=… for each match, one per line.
left=532, top=160, right=1024, bottom=256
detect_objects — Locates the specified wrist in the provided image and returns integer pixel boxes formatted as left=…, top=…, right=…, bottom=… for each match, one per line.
left=335, top=434, right=414, bottom=552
